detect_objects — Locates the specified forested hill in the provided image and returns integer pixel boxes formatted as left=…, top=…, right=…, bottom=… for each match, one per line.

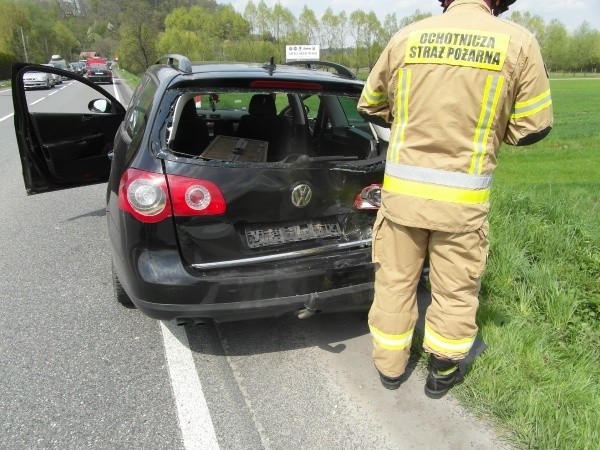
left=1, top=0, right=598, bottom=75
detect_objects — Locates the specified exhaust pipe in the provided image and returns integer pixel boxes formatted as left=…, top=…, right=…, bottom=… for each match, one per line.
left=176, top=318, right=208, bottom=326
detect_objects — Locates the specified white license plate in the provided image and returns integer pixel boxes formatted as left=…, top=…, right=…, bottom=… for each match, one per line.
left=245, top=219, right=342, bottom=248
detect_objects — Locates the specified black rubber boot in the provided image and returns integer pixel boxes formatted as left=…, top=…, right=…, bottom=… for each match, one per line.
left=424, top=355, right=464, bottom=399
left=378, top=370, right=403, bottom=390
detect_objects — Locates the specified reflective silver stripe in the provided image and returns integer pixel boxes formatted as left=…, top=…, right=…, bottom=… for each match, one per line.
left=385, top=161, right=492, bottom=189
left=191, top=239, right=371, bottom=270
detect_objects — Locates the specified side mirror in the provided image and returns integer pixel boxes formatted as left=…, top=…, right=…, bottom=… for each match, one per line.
left=89, top=98, right=110, bottom=113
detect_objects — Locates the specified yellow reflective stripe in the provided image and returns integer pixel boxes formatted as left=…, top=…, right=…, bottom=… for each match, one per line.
left=511, top=89, right=552, bottom=119
left=470, top=75, right=504, bottom=175
left=438, top=366, right=458, bottom=376
left=389, top=68, right=411, bottom=163
left=424, top=324, right=475, bottom=354
left=383, top=174, right=490, bottom=204
left=362, top=80, right=388, bottom=106
left=370, top=325, right=414, bottom=350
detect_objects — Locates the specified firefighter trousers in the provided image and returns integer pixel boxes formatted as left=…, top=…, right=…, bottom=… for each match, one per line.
left=368, top=212, right=489, bottom=378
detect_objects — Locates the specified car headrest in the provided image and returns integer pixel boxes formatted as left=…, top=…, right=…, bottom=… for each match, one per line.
left=248, top=94, right=276, bottom=116
left=181, top=99, right=198, bottom=119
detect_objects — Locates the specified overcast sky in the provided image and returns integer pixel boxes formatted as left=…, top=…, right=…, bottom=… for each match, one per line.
left=224, top=0, right=600, bottom=32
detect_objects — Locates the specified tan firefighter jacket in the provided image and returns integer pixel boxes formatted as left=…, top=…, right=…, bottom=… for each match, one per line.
left=358, top=0, right=553, bottom=232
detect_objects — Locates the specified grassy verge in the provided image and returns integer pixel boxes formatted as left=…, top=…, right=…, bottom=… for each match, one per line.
left=113, top=66, right=140, bottom=89
left=453, top=80, right=599, bottom=449
left=0, top=79, right=10, bottom=88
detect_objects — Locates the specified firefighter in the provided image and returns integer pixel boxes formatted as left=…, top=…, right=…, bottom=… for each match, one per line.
left=358, top=0, right=553, bottom=398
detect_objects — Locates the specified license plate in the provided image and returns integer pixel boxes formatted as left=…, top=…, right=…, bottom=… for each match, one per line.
left=245, top=219, right=342, bottom=249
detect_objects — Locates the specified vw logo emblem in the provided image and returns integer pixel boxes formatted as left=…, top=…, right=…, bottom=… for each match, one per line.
left=291, top=183, right=312, bottom=208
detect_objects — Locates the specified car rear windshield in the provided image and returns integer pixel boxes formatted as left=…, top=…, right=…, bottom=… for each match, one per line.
left=163, top=89, right=385, bottom=165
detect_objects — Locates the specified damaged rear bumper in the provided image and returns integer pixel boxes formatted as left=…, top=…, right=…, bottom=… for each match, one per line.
left=134, top=281, right=374, bottom=323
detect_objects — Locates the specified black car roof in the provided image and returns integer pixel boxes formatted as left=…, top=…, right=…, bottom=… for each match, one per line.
left=149, top=56, right=364, bottom=89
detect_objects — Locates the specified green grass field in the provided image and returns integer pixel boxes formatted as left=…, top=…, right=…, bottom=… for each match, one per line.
left=454, top=79, right=600, bottom=449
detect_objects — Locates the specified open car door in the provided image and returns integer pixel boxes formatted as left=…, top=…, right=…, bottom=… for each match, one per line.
left=12, top=63, right=126, bottom=195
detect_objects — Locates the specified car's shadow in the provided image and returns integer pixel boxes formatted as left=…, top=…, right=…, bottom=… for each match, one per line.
left=65, top=208, right=106, bottom=221
left=185, top=308, right=370, bottom=357
left=181, top=281, right=486, bottom=375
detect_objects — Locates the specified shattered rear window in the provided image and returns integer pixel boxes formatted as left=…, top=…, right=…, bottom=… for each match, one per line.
left=164, top=89, right=385, bottom=165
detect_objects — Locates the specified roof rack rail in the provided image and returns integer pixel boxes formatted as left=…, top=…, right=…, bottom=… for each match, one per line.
left=156, top=54, right=192, bottom=74
left=284, top=60, right=356, bottom=80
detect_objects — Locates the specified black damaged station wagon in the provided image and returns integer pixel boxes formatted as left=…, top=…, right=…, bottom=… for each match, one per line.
left=12, top=55, right=388, bottom=323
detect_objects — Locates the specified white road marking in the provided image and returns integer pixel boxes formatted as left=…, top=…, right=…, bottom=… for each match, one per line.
left=160, top=320, right=220, bottom=450
left=111, top=78, right=121, bottom=104
left=0, top=113, right=14, bottom=123
left=29, top=98, right=45, bottom=106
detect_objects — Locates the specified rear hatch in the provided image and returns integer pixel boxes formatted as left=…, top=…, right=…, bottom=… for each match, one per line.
left=157, top=73, right=387, bottom=270
left=164, top=158, right=383, bottom=269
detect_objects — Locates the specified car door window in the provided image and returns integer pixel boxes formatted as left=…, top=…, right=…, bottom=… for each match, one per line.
left=125, top=75, right=157, bottom=139
left=124, top=75, right=158, bottom=159
left=23, top=72, right=110, bottom=114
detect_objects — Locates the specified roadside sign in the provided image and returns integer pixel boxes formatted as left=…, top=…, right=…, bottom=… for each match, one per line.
left=286, top=45, right=320, bottom=62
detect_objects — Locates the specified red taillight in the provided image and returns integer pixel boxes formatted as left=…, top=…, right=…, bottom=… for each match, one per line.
left=118, top=168, right=226, bottom=223
left=167, top=174, right=226, bottom=216
left=119, top=168, right=170, bottom=223
left=354, top=184, right=382, bottom=210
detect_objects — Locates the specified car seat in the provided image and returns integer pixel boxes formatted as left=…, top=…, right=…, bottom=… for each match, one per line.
left=172, top=99, right=210, bottom=156
left=237, top=94, right=293, bottom=161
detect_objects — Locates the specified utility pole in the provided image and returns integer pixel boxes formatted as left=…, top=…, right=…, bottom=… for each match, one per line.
left=19, top=27, right=29, bottom=63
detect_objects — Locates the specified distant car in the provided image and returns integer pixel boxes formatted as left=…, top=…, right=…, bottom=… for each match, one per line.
left=47, top=59, right=69, bottom=81
left=69, top=62, right=84, bottom=75
left=23, top=70, right=54, bottom=90
left=12, top=56, right=388, bottom=324
left=84, top=64, right=112, bottom=84
left=41, top=64, right=62, bottom=85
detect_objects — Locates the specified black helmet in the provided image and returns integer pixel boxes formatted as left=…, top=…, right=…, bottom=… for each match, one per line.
left=493, top=0, right=516, bottom=16
left=438, top=0, right=516, bottom=16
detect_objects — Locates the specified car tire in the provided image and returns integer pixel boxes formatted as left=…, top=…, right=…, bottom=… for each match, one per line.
left=112, top=261, right=135, bottom=308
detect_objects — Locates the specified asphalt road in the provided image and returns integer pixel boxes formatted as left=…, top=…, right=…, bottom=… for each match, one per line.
left=0, top=74, right=509, bottom=449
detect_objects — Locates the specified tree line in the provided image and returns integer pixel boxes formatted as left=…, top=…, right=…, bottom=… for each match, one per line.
left=1, top=0, right=598, bottom=78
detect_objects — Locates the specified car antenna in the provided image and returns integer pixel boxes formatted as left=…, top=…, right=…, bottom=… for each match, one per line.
left=263, top=56, right=276, bottom=75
